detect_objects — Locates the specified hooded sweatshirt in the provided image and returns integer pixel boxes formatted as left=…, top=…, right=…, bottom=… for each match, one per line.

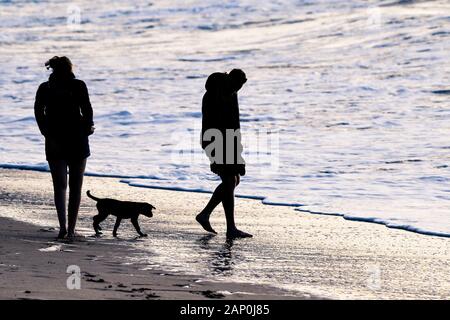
left=201, top=72, right=244, bottom=166
left=34, top=72, right=94, bottom=160
left=34, top=72, right=93, bottom=139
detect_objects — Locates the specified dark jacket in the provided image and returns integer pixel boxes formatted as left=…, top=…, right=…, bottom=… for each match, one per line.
left=201, top=72, right=245, bottom=176
left=34, top=72, right=94, bottom=161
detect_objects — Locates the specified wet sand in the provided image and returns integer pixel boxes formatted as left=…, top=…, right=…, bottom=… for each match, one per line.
left=0, top=168, right=449, bottom=299
left=0, top=169, right=309, bottom=300
left=0, top=216, right=300, bottom=300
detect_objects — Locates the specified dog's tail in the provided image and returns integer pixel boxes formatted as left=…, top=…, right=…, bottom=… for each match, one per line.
left=86, top=190, right=101, bottom=202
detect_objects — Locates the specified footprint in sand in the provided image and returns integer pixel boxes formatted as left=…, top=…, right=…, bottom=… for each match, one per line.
left=38, top=244, right=63, bottom=252
left=197, top=290, right=225, bottom=299
left=86, top=278, right=105, bottom=283
left=38, top=244, right=76, bottom=253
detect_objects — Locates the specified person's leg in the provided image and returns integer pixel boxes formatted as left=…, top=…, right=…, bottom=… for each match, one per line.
left=196, top=182, right=224, bottom=234
left=221, top=174, right=252, bottom=239
left=221, top=175, right=237, bottom=231
left=67, top=158, right=87, bottom=237
left=48, top=160, right=68, bottom=238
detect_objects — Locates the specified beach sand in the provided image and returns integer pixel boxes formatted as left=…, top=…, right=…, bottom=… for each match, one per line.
left=0, top=168, right=449, bottom=300
left=0, top=217, right=299, bottom=300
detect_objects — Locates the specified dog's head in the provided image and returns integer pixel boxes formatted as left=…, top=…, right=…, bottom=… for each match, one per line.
left=141, top=203, right=155, bottom=218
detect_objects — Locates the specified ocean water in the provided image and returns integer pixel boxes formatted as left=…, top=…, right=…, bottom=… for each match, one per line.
left=0, top=0, right=449, bottom=237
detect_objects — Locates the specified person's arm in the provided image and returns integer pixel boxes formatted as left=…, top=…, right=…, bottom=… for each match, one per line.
left=34, top=84, right=48, bottom=137
left=232, top=93, right=246, bottom=174
left=201, top=93, right=217, bottom=149
left=79, top=81, right=94, bottom=134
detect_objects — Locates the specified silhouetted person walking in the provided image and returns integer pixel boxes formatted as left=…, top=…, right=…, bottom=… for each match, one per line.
left=34, top=56, right=94, bottom=240
left=197, top=69, right=252, bottom=239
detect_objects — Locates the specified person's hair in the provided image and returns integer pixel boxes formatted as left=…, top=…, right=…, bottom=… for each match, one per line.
left=229, top=69, right=247, bottom=85
left=45, top=56, right=73, bottom=74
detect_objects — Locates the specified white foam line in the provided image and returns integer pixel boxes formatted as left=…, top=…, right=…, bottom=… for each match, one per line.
left=296, top=208, right=450, bottom=238
left=122, top=179, right=267, bottom=201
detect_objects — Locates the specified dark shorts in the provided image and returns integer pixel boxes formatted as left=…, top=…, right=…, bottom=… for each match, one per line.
left=210, top=163, right=246, bottom=177
left=45, top=136, right=90, bottom=161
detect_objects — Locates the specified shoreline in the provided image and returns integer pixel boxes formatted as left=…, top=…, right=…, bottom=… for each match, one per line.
left=1, top=164, right=449, bottom=239
left=1, top=168, right=449, bottom=299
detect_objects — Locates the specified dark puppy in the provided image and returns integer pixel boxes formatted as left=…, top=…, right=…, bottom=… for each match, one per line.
left=87, top=190, right=155, bottom=237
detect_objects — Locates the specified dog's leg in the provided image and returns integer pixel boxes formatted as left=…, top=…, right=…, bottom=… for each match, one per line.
left=113, top=217, right=122, bottom=237
left=131, top=217, right=147, bottom=237
left=93, top=215, right=102, bottom=234
left=93, top=209, right=108, bottom=235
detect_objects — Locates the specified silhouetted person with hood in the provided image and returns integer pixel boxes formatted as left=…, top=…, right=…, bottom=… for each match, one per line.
left=197, top=69, right=252, bottom=239
left=34, top=56, right=94, bottom=240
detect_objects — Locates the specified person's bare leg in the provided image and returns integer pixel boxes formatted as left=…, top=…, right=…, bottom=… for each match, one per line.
left=67, top=159, right=86, bottom=237
left=196, top=183, right=224, bottom=234
left=222, top=174, right=252, bottom=239
left=48, top=160, right=68, bottom=239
